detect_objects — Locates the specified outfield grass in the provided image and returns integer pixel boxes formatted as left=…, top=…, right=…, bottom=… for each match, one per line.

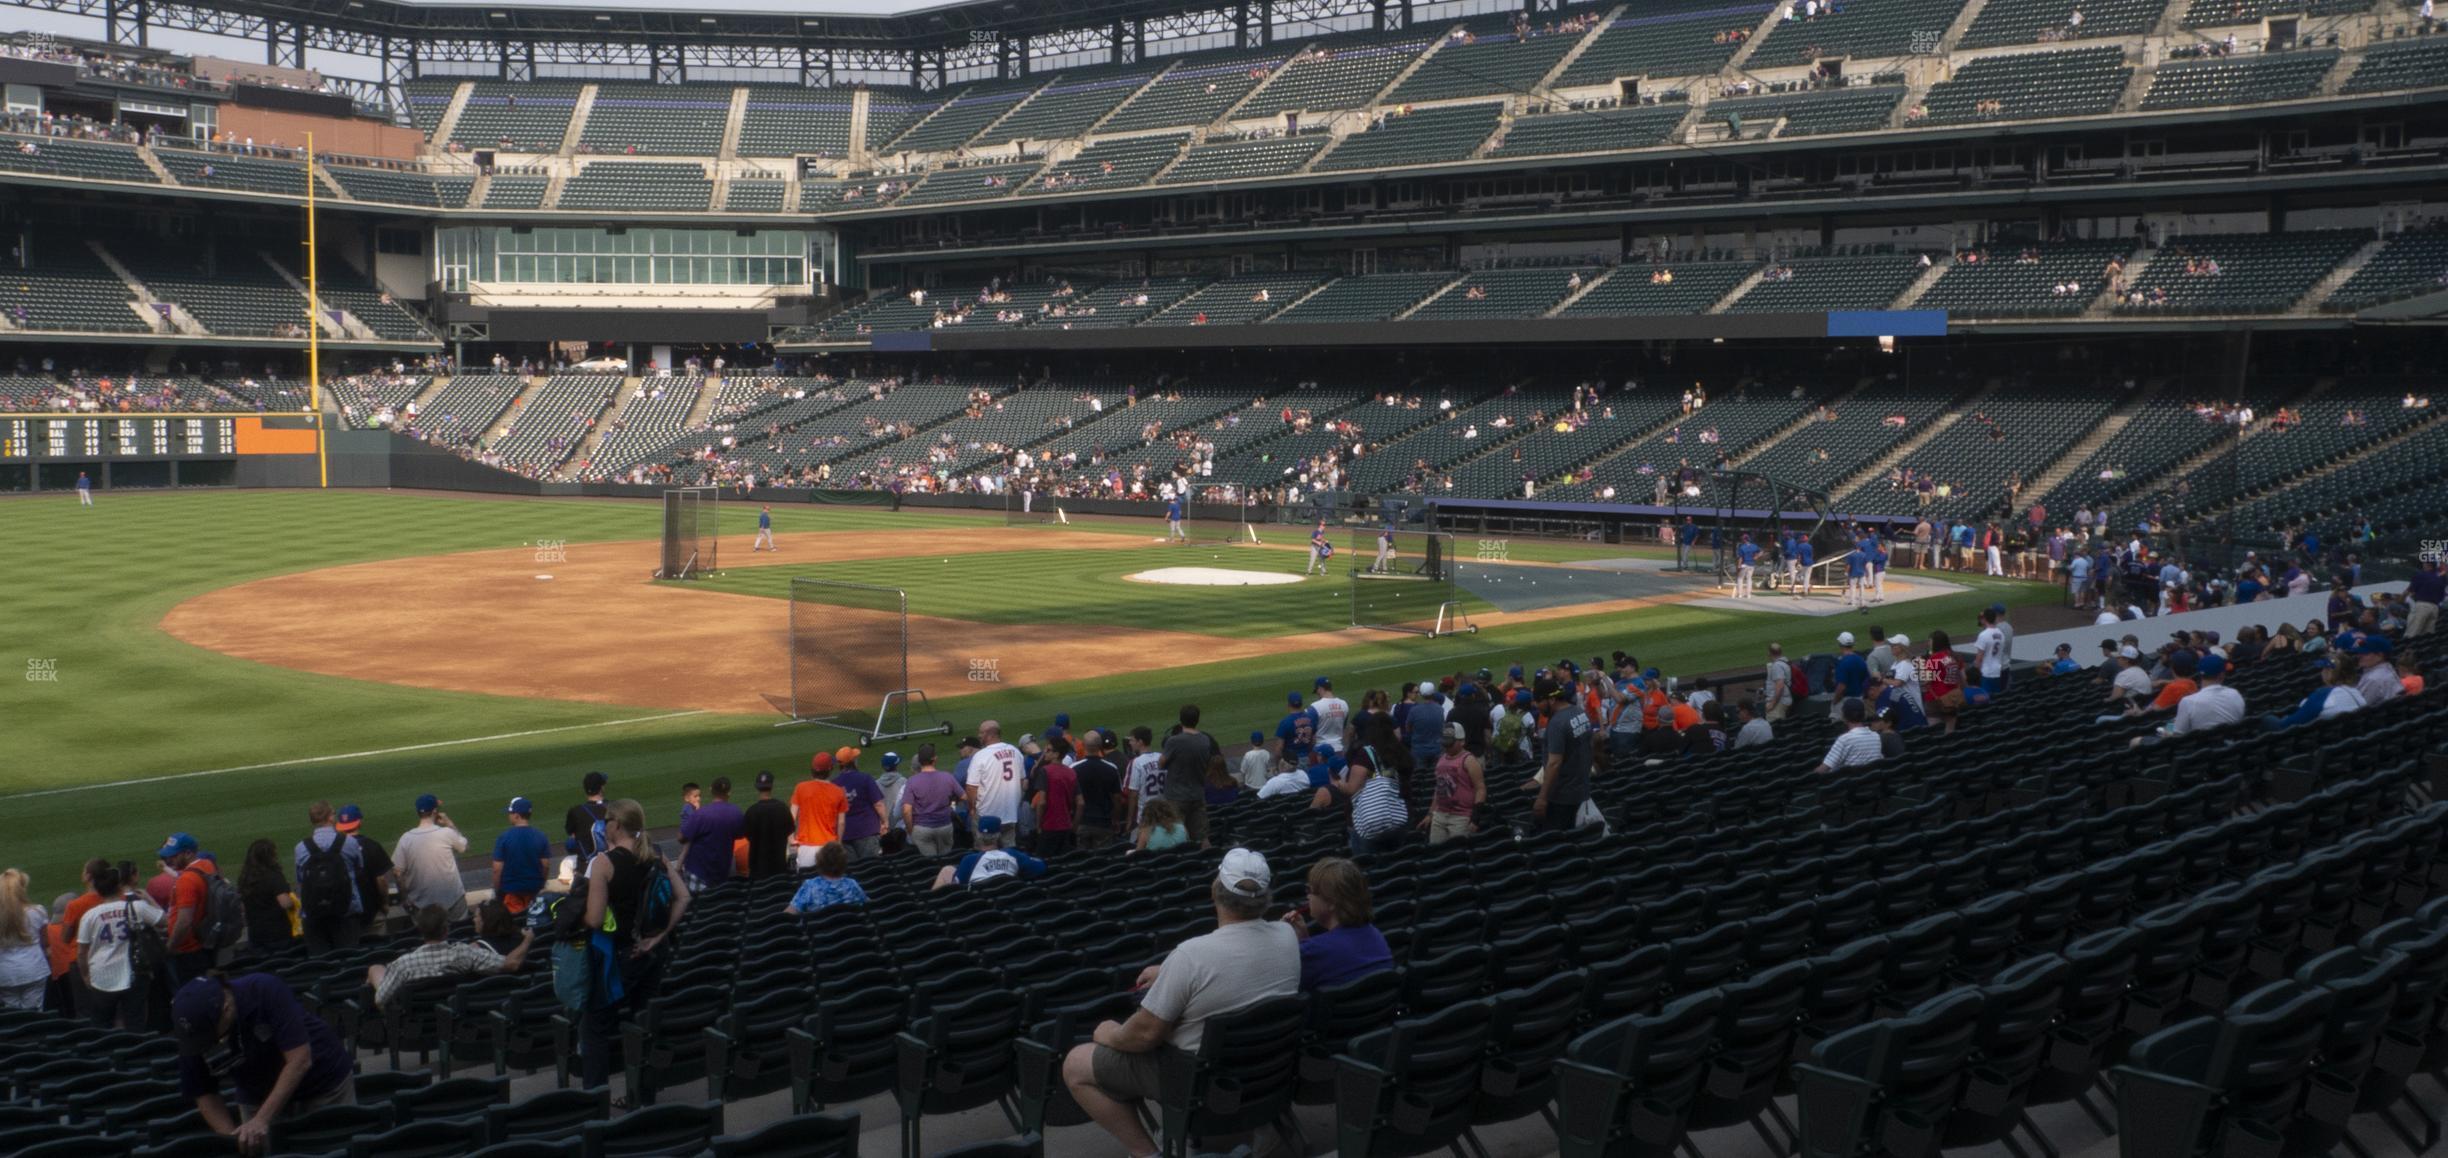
left=0, top=488, right=2051, bottom=891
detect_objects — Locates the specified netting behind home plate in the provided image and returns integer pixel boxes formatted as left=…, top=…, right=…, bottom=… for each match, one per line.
left=1350, top=529, right=1471, bottom=636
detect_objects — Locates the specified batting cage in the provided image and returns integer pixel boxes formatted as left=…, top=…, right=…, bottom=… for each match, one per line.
left=657, top=486, right=719, bottom=579
left=1003, top=479, right=1065, bottom=526
left=1350, top=529, right=1475, bottom=636
left=1167, top=493, right=1259, bottom=545
left=783, top=578, right=953, bottom=742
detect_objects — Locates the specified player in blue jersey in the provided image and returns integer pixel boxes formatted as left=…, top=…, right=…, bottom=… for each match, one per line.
left=1734, top=533, right=1760, bottom=598
left=1372, top=521, right=1397, bottom=574
left=753, top=504, right=775, bottom=552
left=1790, top=536, right=1816, bottom=599
left=1307, top=520, right=1333, bottom=575
left=1166, top=496, right=1186, bottom=542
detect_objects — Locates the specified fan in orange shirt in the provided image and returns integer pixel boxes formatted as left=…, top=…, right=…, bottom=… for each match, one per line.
left=790, top=752, right=849, bottom=870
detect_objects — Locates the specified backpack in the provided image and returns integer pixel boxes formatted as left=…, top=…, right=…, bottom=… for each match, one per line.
left=184, top=867, right=246, bottom=951
left=1491, top=709, right=1527, bottom=758
left=297, top=834, right=355, bottom=922
left=1788, top=663, right=1810, bottom=700
left=123, top=896, right=171, bottom=984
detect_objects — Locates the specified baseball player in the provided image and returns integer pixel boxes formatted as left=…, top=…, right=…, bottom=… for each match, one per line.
left=1734, top=532, right=1759, bottom=598
left=1372, top=521, right=1397, bottom=574
left=1843, top=537, right=1869, bottom=608
left=75, top=470, right=92, bottom=507
left=1167, top=495, right=1187, bottom=542
left=753, top=504, right=776, bottom=551
left=1790, top=535, right=1816, bottom=599
left=1868, top=534, right=1889, bottom=603
left=1307, top=520, right=1333, bottom=575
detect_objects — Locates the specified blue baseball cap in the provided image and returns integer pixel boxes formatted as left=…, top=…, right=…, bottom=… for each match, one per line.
left=1288, top=692, right=1304, bottom=706
left=2196, top=654, right=2227, bottom=678
left=1250, top=731, right=1265, bottom=744
left=334, top=805, right=364, bottom=834
left=2354, top=637, right=2395, bottom=656
left=415, top=794, right=440, bottom=814
left=1315, top=676, right=1333, bottom=689
left=882, top=752, right=901, bottom=770
left=977, top=815, right=1003, bottom=834
left=157, top=832, right=198, bottom=860
left=1053, top=713, right=1070, bottom=728
left=1312, top=743, right=1337, bottom=764
left=505, top=797, right=534, bottom=815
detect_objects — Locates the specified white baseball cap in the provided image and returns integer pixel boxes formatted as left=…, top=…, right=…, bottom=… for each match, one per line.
left=1419, top=681, right=1438, bottom=696
left=2119, top=645, right=2142, bottom=660
left=1218, top=848, right=1271, bottom=898
left=1837, top=631, right=1856, bottom=646
left=1887, top=634, right=1911, bottom=647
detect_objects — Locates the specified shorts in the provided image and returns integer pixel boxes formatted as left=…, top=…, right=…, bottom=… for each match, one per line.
left=1075, top=825, right=1115, bottom=850
left=1090, top=1043, right=1164, bottom=1102
left=1429, top=811, right=1472, bottom=844
left=843, top=836, right=882, bottom=862
left=499, top=892, right=535, bottom=916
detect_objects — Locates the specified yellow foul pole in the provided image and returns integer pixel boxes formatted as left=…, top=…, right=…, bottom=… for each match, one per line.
left=306, top=132, right=328, bottom=488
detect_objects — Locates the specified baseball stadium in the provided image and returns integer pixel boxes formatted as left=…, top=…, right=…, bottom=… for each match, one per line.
left=2, top=0, right=2448, bottom=1150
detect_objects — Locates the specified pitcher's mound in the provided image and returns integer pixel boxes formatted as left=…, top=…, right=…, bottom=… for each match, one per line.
left=1127, top=567, right=1304, bottom=587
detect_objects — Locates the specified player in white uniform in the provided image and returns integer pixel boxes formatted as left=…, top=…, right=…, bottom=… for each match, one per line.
left=1372, top=522, right=1397, bottom=573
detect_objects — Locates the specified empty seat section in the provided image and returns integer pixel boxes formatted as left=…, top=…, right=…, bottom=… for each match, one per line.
left=482, top=176, right=551, bottom=209
left=154, top=147, right=308, bottom=195
left=450, top=81, right=583, bottom=151
left=1711, top=85, right=1903, bottom=136
left=1101, top=49, right=1286, bottom=133
left=1729, top=253, right=1924, bottom=311
left=403, top=77, right=460, bottom=139
left=1917, top=47, right=2131, bottom=123
left=1558, top=262, right=1753, bottom=315
left=1557, top=0, right=1770, bottom=85
left=1238, top=37, right=1428, bottom=118
left=1032, top=278, right=1205, bottom=327
left=0, top=134, right=157, bottom=183
left=723, top=179, right=788, bottom=212
left=884, top=80, right=1039, bottom=154
left=1316, top=102, right=1502, bottom=171
left=329, top=165, right=455, bottom=207
left=116, top=242, right=307, bottom=338
left=1410, top=267, right=1594, bottom=320
left=2324, top=229, right=2448, bottom=310
left=1141, top=272, right=1327, bottom=326
left=1961, top=0, right=2168, bottom=46
left=1267, top=271, right=1454, bottom=323
left=736, top=87, right=856, bottom=157
left=1491, top=104, right=1687, bottom=157
left=2343, top=35, right=2448, bottom=93
left=578, top=84, right=731, bottom=155
left=1748, top=0, right=1972, bottom=65
left=556, top=162, right=713, bottom=211
left=1158, top=133, right=1328, bottom=183
left=981, top=66, right=1157, bottom=144
left=1389, top=16, right=1588, bottom=103
left=1025, top=134, right=1187, bottom=194
left=0, top=243, right=146, bottom=333
left=2141, top=50, right=2338, bottom=109
left=2185, top=0, right=2369, bottom=27
left=893, top=160, right=1041, bottom=206
left=489, top=374, right=616, bottom=473
left=863, top=91, right=935, bottom=151
left=410, top=373, right=526, bottom=447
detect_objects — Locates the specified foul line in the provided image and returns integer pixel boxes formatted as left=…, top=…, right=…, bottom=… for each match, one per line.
left=1, top=710, right=710, bottom=801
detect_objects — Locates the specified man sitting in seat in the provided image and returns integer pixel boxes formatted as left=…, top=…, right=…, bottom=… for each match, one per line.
left=1063, top=848, right=1302, bottom=1157
left=367, top=902, right=533, bottom=1010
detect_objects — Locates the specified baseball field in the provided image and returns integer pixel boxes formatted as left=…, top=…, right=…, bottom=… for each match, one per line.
left=3, top=488, right=2049, bottom=888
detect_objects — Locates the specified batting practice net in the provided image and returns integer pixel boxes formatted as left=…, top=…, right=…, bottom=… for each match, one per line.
left=783, top=578, right=952, bottom=742
left=1170, top=494, right=1258, bottom=545
left=658, top=487, right=719, bottom=579
left=1350, top=529, right=1474, bottom=636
